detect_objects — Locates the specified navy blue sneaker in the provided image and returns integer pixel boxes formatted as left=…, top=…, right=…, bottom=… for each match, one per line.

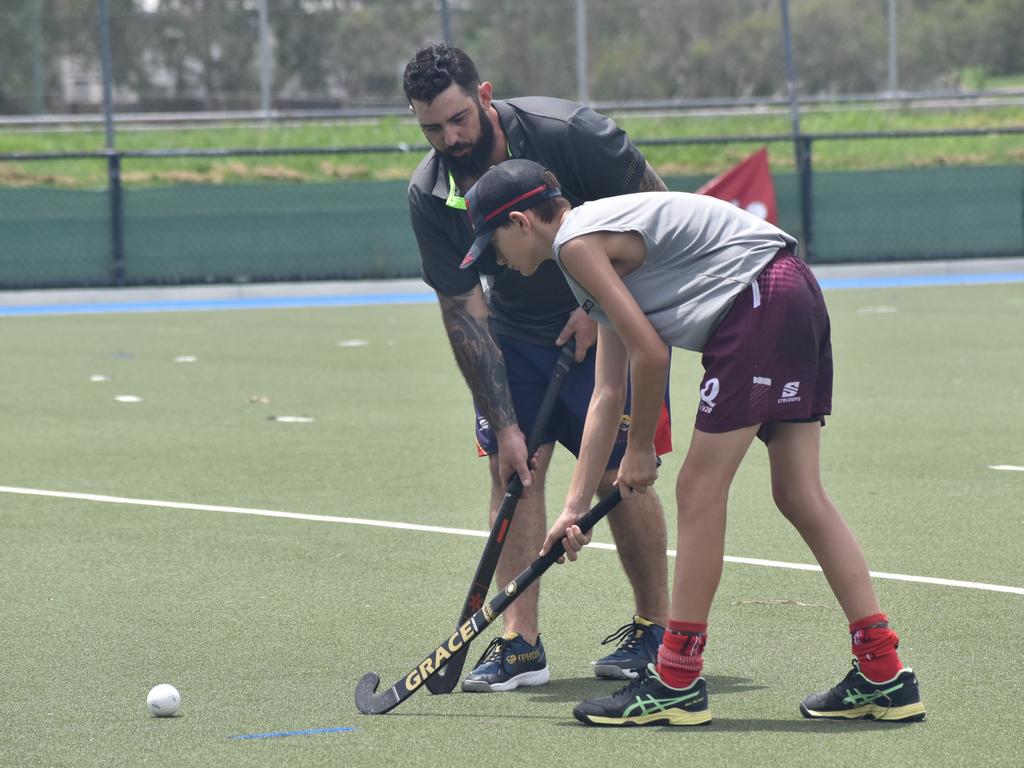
left=593, top=615, right=665, bottom=680
left=462, top=632, right=550, bottom=692
left=574, top=664, right=711, bottom=726
left=800, top=660, right=926, bottom=722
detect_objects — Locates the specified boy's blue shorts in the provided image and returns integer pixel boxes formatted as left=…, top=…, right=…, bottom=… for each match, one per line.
left=474, top=334, right=673, bottom=467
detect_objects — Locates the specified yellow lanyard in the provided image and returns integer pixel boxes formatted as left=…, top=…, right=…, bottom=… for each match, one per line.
left=445, top=172, right=467, bottom=210
left=445, top=145, right=513, bottom=210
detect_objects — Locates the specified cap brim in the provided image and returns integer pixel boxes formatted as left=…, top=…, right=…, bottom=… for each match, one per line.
left=460, top=229, right=493, bottom=269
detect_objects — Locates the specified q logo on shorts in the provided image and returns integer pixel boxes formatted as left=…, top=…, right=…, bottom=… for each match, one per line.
left=700, top=378, right=720, bottom=411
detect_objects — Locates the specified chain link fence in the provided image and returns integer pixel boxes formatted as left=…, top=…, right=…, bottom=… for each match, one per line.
left=1, top=2, right=1022, bottom=288
left=2, top=1, right=1022, bottom=116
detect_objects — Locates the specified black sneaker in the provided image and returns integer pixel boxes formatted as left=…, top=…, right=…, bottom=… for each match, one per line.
left=593, top=615, right=665, bottom=679
left=800, top=660, right=926, bottom=722
left=573, top=663, right=711, bottom=726
left=461, top=632, right=550, bottom=692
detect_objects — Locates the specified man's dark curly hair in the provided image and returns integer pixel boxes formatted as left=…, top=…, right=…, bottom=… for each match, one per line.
left=403, top=43, right=480, bottom=105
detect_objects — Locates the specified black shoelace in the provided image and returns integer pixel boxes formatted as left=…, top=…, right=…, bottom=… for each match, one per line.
left=473, top=635, right=508, bottom=668
left=601, top=621, right=645, bottom=652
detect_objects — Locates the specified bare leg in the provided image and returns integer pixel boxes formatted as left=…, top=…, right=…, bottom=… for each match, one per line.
left=671, top=426, right=759, bottom=622
left=597, top=472, right=669, bottom=626
left=489, top=443, right=554, bottom=645
left=766, top=422, right=881, bottom=622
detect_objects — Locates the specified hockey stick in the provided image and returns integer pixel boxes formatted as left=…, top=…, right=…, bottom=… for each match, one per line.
left=426, top=340, right=576, bottom=694
left=355, top=487, right=623, bottom=715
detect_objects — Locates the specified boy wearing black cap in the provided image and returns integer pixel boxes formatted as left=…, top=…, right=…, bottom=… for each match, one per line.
left=464, top=158, right=926, bottom=726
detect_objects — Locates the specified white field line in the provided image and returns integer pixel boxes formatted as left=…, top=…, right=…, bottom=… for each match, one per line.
left=0, top=485, right=489, bottom=539
left=2, top=484, right=1022, bottom=597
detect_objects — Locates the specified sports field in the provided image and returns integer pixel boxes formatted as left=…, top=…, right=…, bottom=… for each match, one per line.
left=1, top=276, right=1022, bottom=767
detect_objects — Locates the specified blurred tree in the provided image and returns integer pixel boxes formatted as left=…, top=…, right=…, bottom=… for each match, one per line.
left=323, top=0, right=436, bottom=104
left=684, top=3, right=783, bottom=99
left=0, top=0, right=1021, bottom=115
left=0, top=2, right=39, bottom=113
left=460, top=0, right=578, bottom=99
left=136, top=0, right=260, bottom=109
left=974, top=0, right=1024, bottom=77
left=789, top=0, right=887, bottom=94
left=269, top=1, right=339, bottom=103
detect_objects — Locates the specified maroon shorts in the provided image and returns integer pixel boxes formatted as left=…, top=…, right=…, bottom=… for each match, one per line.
left=694, top=250, right=832, bottom=442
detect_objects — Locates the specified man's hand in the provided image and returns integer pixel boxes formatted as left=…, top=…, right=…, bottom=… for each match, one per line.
left=614, top=444, right=659, bottom=499
left=556, top=308, right=597, bottom=362
left=539, top=502, right=593, bottom=563
left=495, top=424, right=531, bottom=490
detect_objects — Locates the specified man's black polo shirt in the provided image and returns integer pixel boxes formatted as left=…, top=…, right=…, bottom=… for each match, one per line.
left=408, top=97, right=646, bottom=345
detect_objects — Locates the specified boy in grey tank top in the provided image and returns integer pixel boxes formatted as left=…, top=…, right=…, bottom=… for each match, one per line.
left=460, top=159, right=926, bottom=727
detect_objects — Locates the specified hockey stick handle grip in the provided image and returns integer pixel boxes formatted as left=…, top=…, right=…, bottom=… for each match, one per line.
left=481, top=465, right=659, bottom=627
left=482, top=487, right=623, bottom=616
left=525, top=454, right=661, bottom=572
left=527, top=487, right=620, bottom=569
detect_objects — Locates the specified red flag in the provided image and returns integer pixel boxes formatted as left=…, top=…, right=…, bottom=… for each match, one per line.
left=696, top=147, right=777, bottom=225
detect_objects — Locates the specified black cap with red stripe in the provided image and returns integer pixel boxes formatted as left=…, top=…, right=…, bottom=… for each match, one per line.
left=461, top=159, right=562, bottom=269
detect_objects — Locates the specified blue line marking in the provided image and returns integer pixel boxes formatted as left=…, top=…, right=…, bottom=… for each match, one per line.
left=229, top=726, right=356, bottom=740
left=0, top=291, right=435, bottom=317
left=2, top=272, right=1022, bottom=317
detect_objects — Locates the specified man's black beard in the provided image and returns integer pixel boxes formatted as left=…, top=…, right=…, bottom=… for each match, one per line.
left=443, top=102, right=496, bottom=180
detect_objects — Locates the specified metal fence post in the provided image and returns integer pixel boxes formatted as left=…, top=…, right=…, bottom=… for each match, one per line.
left=780, top=0, right=815, bottom=260
left=98, top=0, right=125, bottom=285
left=31, top=0, right=45, bottom=114
left=575, top=0, right=589, bottom=104
left=887, top=0, right=899, bottom=95
left=107, top=152, right=126, bottom=286
left=258, top=0, right=271, bottom=117
left=797, top=136, right=815, bottom=262
left=441, top=0, right=452, bottom=42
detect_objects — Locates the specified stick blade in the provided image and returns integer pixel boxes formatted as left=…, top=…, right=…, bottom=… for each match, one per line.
left=424, top=650, right=465, bottom=695
left=355, top=673, right=386, bottom=715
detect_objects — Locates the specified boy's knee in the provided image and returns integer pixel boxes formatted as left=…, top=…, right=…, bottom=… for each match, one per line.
left=675, top=478, right=728, bottom=523
left=771, top=481, right=828, bottom=522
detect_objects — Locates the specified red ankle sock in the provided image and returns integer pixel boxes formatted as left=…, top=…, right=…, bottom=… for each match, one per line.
left=850, top=613, right=903, bottom=682
left=656, top=621, right=706, bottom=689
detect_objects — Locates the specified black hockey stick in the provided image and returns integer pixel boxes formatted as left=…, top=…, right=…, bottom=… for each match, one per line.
left=426, top=340, right=576, bottom=694
left=356, top=487, right=623, bottom=715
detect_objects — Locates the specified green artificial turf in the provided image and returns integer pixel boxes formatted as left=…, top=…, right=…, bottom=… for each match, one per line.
left=1, top=282, right=1022, bottom=767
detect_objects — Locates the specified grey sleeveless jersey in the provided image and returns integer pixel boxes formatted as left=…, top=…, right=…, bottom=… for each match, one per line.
left=552, top=192, right=798, bottom=351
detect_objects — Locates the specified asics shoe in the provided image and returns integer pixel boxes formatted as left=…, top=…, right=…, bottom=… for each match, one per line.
left=800, top=660, right=926, bottom=722
left=574, top=663, right=711, bottom=726
left=593, top=615, right=665, bottom=679
left=462, top=632, right=550, bottom=692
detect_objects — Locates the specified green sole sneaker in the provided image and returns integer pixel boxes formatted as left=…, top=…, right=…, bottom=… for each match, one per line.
left=800, top=662, right=926, bottom=722
left=573, top=664, right=711, bottom=727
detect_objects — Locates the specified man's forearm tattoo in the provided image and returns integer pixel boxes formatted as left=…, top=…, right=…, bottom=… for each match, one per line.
left=438, top=292, right=518, bottom=432
left=638, top=162, right=669, bottom=193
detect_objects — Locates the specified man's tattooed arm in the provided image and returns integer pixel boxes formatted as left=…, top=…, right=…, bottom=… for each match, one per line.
left=638, top=161, right=669, bottom=193
left=437, top=286, right=518, bottom=432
